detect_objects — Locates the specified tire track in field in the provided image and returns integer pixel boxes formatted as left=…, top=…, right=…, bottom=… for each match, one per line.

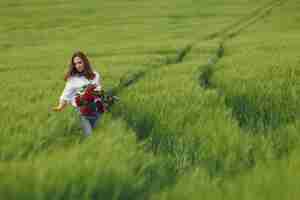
left=222, top=0, right=284, bottom=40
left=204, top=0, right=284, bottom=41
left=198, top=0, right=287, bottom=130
left=98, top=1, right=288, bottom=194
left=103, top=0, right=284, bottom=174
left=107, top=0, right=284, bottom=94
left=106, top=44, right=192, bottom=96
left=107, top=0, right=284, bottom=141
left=112, top=0, right=283, bottom=95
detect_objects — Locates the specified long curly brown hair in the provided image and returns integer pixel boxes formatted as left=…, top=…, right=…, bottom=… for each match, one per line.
left=64, top=51, right=95, bottom=81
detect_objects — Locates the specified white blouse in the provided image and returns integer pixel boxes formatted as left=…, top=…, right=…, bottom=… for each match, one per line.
left=59, top=71, right=101, bottom=107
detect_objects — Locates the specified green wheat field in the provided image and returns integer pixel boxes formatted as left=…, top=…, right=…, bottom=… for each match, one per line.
left=0, top=0, right=299, bottom=199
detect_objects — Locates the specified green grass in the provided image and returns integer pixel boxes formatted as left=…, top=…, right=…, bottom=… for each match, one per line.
left=0, top=0, right=299, bottom=199
left=153, top=134, right=300, bottom=200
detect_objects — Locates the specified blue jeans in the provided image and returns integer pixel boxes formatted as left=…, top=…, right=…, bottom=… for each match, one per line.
left=78, top=111, right=101, bottom=137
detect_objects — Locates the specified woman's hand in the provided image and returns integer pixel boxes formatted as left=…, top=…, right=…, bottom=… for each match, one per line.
left=52, top=105, right=64, bottom=112
left=52, top=100, right=67, bottom=112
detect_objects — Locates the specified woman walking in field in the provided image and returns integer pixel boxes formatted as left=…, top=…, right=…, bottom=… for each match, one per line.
left=53, top=51, right=105, bottom=136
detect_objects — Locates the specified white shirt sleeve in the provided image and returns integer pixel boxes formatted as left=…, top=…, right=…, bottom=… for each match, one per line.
left=94, top=72, right=102, bottom=91
left=59, top=80, right=76, bottom=104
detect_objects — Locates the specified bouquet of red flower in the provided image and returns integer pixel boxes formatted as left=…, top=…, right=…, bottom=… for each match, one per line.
left=75, top=84, right=106, bottom=116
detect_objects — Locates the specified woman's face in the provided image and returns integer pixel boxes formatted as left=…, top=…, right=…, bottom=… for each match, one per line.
left=73, top=56, right=85, bottom=72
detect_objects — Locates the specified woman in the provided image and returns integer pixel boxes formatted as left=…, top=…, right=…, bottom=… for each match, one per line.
left=53, top=51, right=102, bottom=136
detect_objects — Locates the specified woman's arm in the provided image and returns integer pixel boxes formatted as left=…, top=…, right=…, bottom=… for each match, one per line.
left=94, top=71, right=102, bottom=91
left=53, top=80, right=74, bottom=112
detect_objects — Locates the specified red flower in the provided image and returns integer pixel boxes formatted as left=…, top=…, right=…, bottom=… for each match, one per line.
left=79, top=106, right=96, bottom=116
left=85, top=84, right=96, bottom=95
left=75, top=84, right=107, bottom=116
left=95, top=99, right=107, bottom=113
left=82, top=92, right=96, bottom=102
left=75, top=95, right=82, bottom=106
